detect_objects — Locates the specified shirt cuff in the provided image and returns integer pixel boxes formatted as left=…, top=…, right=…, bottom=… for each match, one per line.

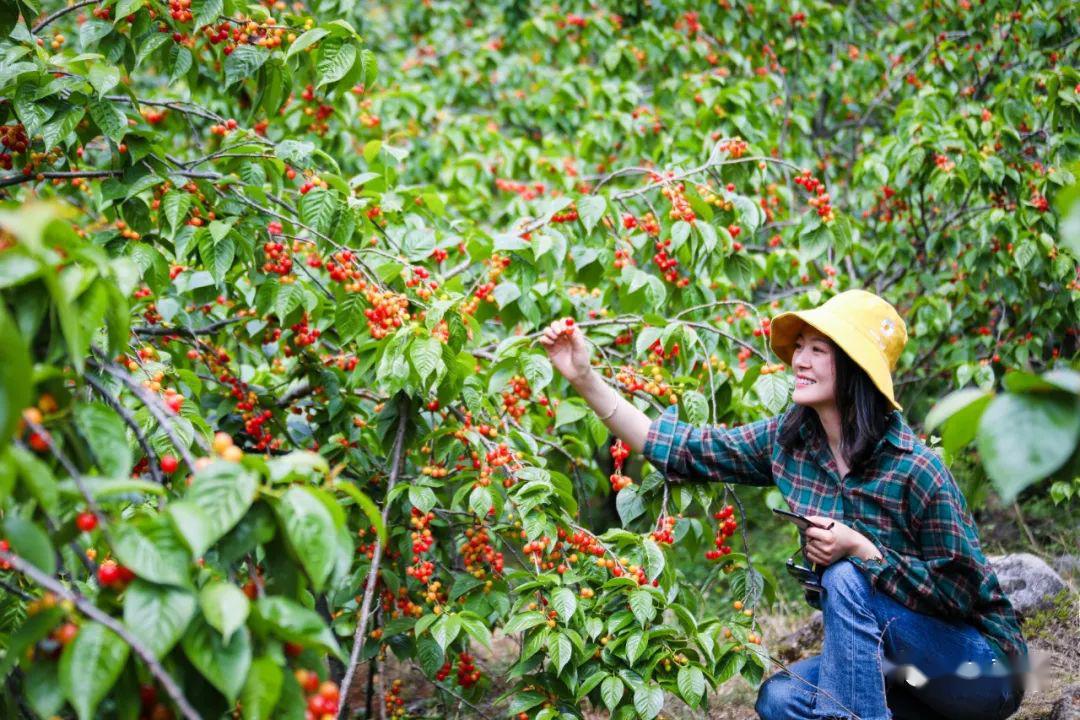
left=847, top=520, right=890, bottom=583
left=641, top=404, right=681, bottom=480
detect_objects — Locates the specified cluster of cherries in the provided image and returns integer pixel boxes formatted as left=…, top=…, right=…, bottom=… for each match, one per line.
left=262, top=237, right=295, bottom=276
left=294, top=669, right=340, bottom=719
left=794, top=170, right=834, bottom=222
left=500, top=375, right=533, bottom=420
left=495, top=177, right=546, bottom=200
left=934, top=153, right=956, bottom=173
left=405, top=508, right=436, bottom=584
left=288, top=314, right=321, bottom=349
left=382, top=585, right=424, bottom=620
left=651, top=515, right=677, bottom=544
left=459, top=527, right=504, bottom=577
left=651, top=237, right=691, bottom=287
left=609, top=439, right=633, bottom=491
left=550, top=207, right=580, bottom=223
left=659, top=179, right=697, bottom=224
left=97, top=559, right=136, bottom=588
left=435, top=652, right=481, bottom=688
left=0, top=124, right=28, bottom=170
left=705, top=504, right=738, bottom=560
left=362, top=288, right=411, bottom=339
left=384, top=678, right=406, bottom=718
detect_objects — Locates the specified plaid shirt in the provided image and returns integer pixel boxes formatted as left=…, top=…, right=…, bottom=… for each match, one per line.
left=643, top=404, right=1027, bottom=662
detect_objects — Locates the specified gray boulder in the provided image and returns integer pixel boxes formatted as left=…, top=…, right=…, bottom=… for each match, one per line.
left=1051, top=683, right=1080, bottom=720
left=988, top=553, right=1068, bottom=616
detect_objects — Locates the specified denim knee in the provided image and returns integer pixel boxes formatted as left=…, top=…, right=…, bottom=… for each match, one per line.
left=821, top=559, right=871, bottom=601
left=755, top=672, right=793, bottom=720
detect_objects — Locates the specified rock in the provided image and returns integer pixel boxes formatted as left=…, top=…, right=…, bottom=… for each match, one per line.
left=774, top=611, right=823, bottom=664
left=1050, top=555, right=1080, bottom=582
left=1051, top=683, right=1080, bottom=720
left=987, top=553, right=1068, bottom=616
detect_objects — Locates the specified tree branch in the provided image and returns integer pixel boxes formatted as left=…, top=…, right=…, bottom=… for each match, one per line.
left=0, top=550, right=203, bottom=720
left=338, top=394, right=410, bottom=717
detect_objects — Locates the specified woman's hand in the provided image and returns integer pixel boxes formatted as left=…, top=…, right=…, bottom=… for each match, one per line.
left=538, top=318, right=592, bottom=385
left=804, top=516, right=882, bottom=566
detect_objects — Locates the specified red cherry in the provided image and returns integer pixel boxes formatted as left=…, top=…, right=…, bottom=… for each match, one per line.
left=97, top=560, right=121, bottom=586
left=159, top=454, right=178, bottom=474
left=76, top=512, right=98, bottom=532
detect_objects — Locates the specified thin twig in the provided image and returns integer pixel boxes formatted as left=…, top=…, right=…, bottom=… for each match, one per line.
left=338, top=394, right=410, bottom=718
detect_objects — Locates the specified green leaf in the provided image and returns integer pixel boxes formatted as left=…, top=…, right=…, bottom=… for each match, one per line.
left=426, top=611, right=459, bottom=649
left=299, top=188, right=338, bottom=234
left=114, top=0, right=146, bottom=17
left=123, top=580, right=196, bottom=659
left=254, top=595, right=344, bottom=659
left=416, top=634, right=444, bottom=677
left=315, top=37, right=357, bottom=87
left=469, top=485, right=492, bottom=517
left=616, top=486, right=645, bottom=525
left=520, top=354, right=554, bottom=392
left=0, top=305, right=31, bottom=443
left=200, top=581, right=250, bottom=644
left=42, top=106, right=85, bottom=150
left=754, top=372, right=790, bottom=414
left=601, top=675, right=624, bottom=710
left=276, top=486, right=337, bottom=590
left=551, top=587, right=577, bottom=623
left=199, top=228, right=236, bottom=283
left=224, top=45, right=269, bottom=87
left=74, top=402, right=132, bottom=477
left=185, top=461, right=259, bottom=549
left=502, top=610, right=546, bottom=634
left=162, top=191, right=193, bottom=234
left=633, top=683, right=664, bottom=719
left=548, top=632, right=572, bottom=675
left=2, top=515, right=55, bottom=576
left=241, top=657, right=283, bottom=720
left=577, top=195, right=606, bottom=233
left=976, top=393, right=1080, bottom=503
left=682, top=390, right=708, bottom=425
left=112, top=515, right=192, bottom=587
left=10, top=446, right=58, bottom=514
left=629, top=589, right=655, bottom=626
left=642, top=539, right=665, bottom=581
left=181, top=615, right=252, bottom=703
left=191, top=0, right=221, bottom=29
left=677, top=666, right=706, bottom=707
left=60, top=623, right=130, bottom=720
left=410, top=335, right=442, bottom=383
left=87, top=63, right=120, bottom=97
left=285, top=27, right=329, bottom=60
left=409, top=484, right=437, bottom=514
left=555, top=399, right=589, bottom=428
left=925, top=388, right=993, bottom=455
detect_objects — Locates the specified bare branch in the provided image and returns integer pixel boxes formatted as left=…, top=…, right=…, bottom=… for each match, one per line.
left=0, top=550, right=203, bottom=720
left=338, top=394, right=410, bottom=717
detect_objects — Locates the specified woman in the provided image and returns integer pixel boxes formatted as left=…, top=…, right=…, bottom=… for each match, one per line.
left=539, top=289, right=1026, bottom=720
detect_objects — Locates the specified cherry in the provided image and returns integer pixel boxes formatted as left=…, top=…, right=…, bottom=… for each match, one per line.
left=159, top=454, right=178, bottom=474
left=75, top=512, right=98, bottom=532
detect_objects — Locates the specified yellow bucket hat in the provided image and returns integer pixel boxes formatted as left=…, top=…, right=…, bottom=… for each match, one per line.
left=769, top=289, right=908, bottom=411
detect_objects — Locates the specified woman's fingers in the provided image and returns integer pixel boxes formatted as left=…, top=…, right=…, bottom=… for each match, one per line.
left=805, top=526, right=831, bottom=543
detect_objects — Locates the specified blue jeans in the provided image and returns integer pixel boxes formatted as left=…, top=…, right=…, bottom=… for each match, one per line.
left=756, top=560, right=1024, bottom=720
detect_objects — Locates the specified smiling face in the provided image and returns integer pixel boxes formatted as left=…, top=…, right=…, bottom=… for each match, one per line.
left=790, top=327, right=838, bottom=411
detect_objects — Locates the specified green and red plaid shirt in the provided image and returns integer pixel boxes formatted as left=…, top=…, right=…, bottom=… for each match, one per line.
left=643, top=404, right=1027, bottom=662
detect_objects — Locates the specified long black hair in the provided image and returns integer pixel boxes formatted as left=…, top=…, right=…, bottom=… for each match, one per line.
left=777, top=337, right=893, bottom=472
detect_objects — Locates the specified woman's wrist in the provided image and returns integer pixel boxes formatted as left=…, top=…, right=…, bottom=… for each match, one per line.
left=849, top=535, right=884, bottom=562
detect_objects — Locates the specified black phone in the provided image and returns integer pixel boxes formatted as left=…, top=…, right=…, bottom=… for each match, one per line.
left=772, top=507, right=835, bottom=531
